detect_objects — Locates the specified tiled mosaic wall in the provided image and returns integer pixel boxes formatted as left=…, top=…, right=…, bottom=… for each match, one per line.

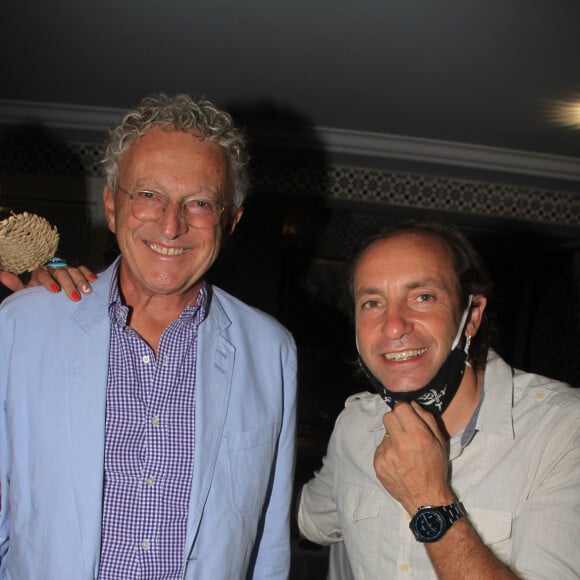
left=1, top=141, right=578, bottom=228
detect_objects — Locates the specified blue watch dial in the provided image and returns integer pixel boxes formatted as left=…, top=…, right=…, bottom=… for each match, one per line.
left=411, top=509, right=445, bottom=542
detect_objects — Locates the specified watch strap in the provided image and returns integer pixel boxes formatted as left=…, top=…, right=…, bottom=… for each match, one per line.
left=441, top=501, right=465, bottom=526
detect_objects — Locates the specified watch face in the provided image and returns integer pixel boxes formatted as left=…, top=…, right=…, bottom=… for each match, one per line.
left=411, top=509, right=445, bottom=542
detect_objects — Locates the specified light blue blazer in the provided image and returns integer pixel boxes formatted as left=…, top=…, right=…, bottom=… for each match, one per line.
left=0, top=261, right=297, bottom=579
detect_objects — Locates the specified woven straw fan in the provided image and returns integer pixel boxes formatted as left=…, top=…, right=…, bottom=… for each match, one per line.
left=0, top=208, right=59, bottom=275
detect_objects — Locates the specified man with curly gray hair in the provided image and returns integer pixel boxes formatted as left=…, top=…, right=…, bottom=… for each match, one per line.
left=102, top=94, right=249, bottom=212
left=0, top=94, right=297, bottom=579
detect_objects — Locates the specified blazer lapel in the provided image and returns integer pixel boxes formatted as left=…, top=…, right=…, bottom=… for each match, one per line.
left=66, top=267, right=114, bottom=573
left=184, top=292, right=235, bottom=552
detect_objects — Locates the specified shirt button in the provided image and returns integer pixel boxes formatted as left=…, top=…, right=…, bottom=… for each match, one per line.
left=141, top=539, right=150, bottom=550
left=143, top=355, right=150, bottom=364
left=163, top=355, right=169, bottom=366
left=399, top=563, right=410, bottom=573
left=151, top=416, right=159, bottom=426
left=146, top=476, right=155, bottom=486
left=534, top=390, right=546, bottom=401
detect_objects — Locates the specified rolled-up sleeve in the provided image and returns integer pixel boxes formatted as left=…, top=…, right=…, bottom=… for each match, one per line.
left=298, top=424, right=343, bottom=545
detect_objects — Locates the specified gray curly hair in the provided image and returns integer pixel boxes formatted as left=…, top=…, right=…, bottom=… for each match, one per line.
left=102, top=94, right=249, bottom=210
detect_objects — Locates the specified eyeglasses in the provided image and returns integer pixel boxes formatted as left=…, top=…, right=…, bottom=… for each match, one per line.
left=117, top=186, right=226, bottom=229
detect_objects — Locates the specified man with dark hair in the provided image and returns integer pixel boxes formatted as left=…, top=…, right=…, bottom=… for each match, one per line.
left=0, top=94, right=297, bottom=579
left=299, top=219, right=580, bottom=579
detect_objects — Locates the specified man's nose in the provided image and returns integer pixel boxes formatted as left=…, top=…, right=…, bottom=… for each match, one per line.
left=160, top=201, right=189, bottom=238
left=381, top=305, right=412, bottom=340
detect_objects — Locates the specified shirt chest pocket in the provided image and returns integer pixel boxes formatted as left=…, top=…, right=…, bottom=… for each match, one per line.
left=348, top=491, right=382, bottom=524
left=337, top=484, right=384, bottom=569
left=469, top=507, right=513, bottom=561
left=225, top=423, right=278, bottom=515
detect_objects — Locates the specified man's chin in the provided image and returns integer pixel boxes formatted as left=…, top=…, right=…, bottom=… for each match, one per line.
left=377, top=376, right=431, bottom=395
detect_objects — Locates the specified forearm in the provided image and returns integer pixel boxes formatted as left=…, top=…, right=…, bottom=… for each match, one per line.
left=425, top=519, right=520, bottom=580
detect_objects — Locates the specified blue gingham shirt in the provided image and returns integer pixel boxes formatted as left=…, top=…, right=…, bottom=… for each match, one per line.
left=98, top=265, right=207, bottom=580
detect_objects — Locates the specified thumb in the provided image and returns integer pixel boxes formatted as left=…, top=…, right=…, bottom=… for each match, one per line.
left=410, top=401, right=446, bottom=442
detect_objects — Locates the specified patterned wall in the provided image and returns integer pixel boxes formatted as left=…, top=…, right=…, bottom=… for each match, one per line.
left=2, top=141, right=578, bottom=228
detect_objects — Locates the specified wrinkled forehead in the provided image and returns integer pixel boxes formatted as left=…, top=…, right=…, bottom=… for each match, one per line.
left=119, top=128, right=231, bottom=192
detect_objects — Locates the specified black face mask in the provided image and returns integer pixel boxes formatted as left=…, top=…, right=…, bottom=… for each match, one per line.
left=358, top=296, right=473, bottom=415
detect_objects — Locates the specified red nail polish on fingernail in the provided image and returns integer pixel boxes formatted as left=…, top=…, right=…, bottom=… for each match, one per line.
left=71, top=291, right=81, bottom=301
left=51, top=284, right=59, bottom=293
left=89, top=274, right=97, bottom=280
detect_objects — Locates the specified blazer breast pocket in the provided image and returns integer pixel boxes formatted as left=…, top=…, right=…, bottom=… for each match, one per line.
left=225, top=423, right=278, bottom=515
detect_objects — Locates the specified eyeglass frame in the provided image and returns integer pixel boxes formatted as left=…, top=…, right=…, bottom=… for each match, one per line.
left=116, top=185, right=227, bottom=229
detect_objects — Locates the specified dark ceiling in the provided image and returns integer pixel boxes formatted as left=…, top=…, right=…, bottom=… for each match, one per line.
left=2, top=0, right=580, bottom=161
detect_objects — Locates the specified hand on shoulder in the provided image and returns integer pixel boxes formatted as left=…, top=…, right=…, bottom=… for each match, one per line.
left=0, top=263, right=97, bottom=302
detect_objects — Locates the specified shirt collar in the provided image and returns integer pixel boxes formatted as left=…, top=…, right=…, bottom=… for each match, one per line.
left=473, top=350, right=516, bottom=439
left=453, top=350, right=515, bottom=455
left=460, top=379, right=485, bottom=447
left=107, top=259, right=209, bottom=326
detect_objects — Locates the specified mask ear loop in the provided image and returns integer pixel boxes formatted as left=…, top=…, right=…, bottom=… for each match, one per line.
left=451, top=294, right=473, bottom=350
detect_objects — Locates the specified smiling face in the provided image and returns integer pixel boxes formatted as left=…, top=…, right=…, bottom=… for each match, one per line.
left=103, top=127, right=242, bottom=304
left=354, top=232, right=468, bottom=393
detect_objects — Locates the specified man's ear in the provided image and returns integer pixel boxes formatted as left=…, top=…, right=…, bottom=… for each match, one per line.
left=103, top=184, right=116, bottom=234
left=465, top=294, right=487, bottom=337
left=225, top=206, right=244, bottom=236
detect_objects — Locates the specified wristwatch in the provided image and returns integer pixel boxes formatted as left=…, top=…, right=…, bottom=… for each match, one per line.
left=409, top=502, right=465, bottom=543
